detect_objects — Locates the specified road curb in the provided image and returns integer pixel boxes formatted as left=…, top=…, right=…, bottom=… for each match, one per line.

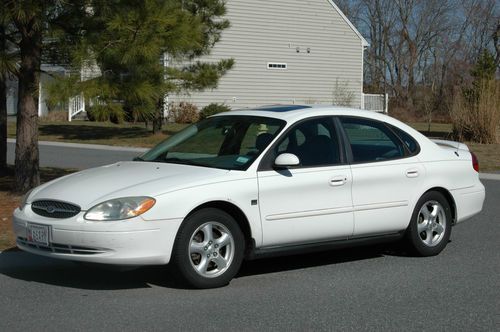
left=7, top=138, right=148, bottom=153
left=479, top=173, right=500, bottom=181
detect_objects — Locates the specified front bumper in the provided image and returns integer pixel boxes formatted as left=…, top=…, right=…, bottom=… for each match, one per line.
left=12, top=207, right=183, bottom=265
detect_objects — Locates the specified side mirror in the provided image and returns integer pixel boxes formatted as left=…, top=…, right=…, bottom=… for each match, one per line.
left=274, top=153, right=300, bottom=168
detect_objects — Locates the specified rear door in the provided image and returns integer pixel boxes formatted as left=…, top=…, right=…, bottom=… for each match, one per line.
left=339, top=117, right=425, bottom=236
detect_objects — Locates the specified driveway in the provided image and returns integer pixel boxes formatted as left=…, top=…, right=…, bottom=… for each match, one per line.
left=0, top=179, right=498, bottom=331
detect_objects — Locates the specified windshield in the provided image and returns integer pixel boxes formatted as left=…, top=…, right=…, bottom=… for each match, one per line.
left=138, top=115, right=286, bottom=170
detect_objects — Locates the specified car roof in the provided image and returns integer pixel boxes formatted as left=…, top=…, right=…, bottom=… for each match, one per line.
left=216, top=104, right=393, bottom=123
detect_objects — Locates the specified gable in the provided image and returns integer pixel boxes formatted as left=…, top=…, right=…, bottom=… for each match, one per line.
left=326, top=0, right=369, bottom=47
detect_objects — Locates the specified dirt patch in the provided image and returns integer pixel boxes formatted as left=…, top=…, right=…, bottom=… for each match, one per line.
left=0, top=192, right=21, bottom=250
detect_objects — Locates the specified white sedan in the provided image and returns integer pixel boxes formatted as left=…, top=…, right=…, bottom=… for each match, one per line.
left=13, top=105, right=485, bottom=288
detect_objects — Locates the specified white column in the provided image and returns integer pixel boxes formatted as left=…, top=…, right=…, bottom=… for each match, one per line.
left=163, top=52, right=170, bottom=119
left=38, top=81, right=42, bottom=117
left=68, top=97, right=73, bottom=122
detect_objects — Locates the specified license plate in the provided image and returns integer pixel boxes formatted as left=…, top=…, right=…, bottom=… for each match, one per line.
left=27, top=223, right=50, bottom=246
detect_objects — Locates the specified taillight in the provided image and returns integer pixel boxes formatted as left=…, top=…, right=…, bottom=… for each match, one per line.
left=470, top=151, right=479, bottom=172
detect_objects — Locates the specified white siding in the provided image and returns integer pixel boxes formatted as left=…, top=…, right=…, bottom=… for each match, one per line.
left=6, top=78, right=17, bottom=115
left=170, top=0, right=364, bottom=110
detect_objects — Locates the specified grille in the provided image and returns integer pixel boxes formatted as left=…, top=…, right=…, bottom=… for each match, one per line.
left=17, top=237, right=106, bottom=255
left=31, top=200, right=81, bottom=219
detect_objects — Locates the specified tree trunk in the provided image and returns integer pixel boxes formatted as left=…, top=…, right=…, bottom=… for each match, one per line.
left=0, top=25, right=7, bottom=175
left=14, top=28, right=42, bottom=192
left=152, top=98, right=163, bottom=134
left=0, top=76, right=6, bottom=175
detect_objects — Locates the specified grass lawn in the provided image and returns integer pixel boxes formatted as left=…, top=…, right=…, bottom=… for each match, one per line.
left=466, top=142, right=500, bottom=172
left=0, top=167, right=76, bottom=250
left=408, top=122, right=453, bottom=139
left=8, top=119, right=188, bottom=148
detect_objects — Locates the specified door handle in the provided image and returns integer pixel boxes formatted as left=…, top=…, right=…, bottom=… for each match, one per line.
left=406, top=169, right=419, bottom=178
left=329, top=176, right=347, bottom=186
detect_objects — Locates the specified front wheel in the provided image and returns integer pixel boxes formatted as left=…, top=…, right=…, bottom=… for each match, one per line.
left=405, top=191, right=452, bottom=256
left=171, top=208, right=245, bottom=288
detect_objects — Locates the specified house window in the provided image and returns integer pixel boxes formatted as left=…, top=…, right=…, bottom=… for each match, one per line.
left=267, top=63, right=287, bottom=70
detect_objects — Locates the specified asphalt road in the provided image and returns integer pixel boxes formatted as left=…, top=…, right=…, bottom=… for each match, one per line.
left=7, top=140, right=146, bottom=169
left=0, top=180, right=498, bottom=331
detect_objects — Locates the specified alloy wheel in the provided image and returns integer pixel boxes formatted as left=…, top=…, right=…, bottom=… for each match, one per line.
left=188, top=221, right=235, bottom=278
left=417, top=200, right=447, bottom=247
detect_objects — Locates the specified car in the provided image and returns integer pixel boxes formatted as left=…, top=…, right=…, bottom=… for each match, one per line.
left=12, top=105, right=485, bottom=288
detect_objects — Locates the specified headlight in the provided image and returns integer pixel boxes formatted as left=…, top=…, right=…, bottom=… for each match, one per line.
left=19, top=189, right=34, bottom=211
left=84, top=197, right=156, bottom=221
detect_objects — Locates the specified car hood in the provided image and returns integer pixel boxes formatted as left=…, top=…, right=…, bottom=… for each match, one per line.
left=28, top=162, right=229, bottom=210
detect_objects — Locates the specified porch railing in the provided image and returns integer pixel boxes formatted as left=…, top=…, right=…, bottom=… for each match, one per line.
left=68, top=93, right=85, bottom=121
left=362, top=93, right=388, bottom=113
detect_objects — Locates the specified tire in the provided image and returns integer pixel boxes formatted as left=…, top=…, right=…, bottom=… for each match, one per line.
left=171, top=208, right=245, bottom=288
left=405, top=191, right=452, bottom=256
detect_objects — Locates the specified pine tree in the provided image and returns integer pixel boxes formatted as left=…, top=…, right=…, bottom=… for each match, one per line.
left=2, top=0, right=104, bottom=191
left=52, top=0, right=233, bottom=134
left=2, top=0, right=45, bottom=191
left=3, top=0, right=232, bottom=191
left=471, top=49, right=497, bottom=82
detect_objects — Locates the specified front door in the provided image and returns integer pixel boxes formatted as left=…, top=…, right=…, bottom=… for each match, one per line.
left=257, top=117, right=354, bottom=247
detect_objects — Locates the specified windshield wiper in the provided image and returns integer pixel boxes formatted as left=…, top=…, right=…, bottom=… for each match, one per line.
left=133, top=156, right=144, bottom=161
left=163, top=157, right=205, bottom=167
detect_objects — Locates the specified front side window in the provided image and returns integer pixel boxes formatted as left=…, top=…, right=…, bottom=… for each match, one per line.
left=273, top=117, right=341, bottom=167
left=340, top=117, right=405, bottom=163
left=139, top=116, right=285, bottom=170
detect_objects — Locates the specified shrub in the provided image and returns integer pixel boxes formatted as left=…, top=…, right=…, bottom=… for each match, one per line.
left=199, top=103, right=231, bottom=120
left=39, top=111, right=68, bottom=123
left=123, top=104, right=156, bottom=123
left=87, top=104, right=125, bottom=124
left=451, top=79, right=500, bottom=144
left=169, top=102, right=199, bottom=124
left=332, top=79, right=354, bottom=107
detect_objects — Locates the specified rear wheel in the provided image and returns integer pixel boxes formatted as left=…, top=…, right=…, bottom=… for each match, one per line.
left=406, top=191, right=452, bottom=256
left=171, top=208, right=245, bottom=288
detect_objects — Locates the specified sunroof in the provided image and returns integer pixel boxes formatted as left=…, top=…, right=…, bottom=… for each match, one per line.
left=255, top=105, right=312, bottom=112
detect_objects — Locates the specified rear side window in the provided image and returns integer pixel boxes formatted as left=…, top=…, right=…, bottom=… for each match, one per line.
left=389, top=125, right=420, bottom=155
left=340, top=117, right=405, bottom=163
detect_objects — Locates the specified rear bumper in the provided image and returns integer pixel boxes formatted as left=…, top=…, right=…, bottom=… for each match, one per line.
left=450, top=181, right=486, bottom=223
left=12, top=208, right=183, bottom=265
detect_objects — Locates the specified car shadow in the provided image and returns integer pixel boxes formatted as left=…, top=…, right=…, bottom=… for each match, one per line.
left=0, top=243, right=406, bottom=290
left=0, top=251, right=178, bottom=290
left=236, top=242, right=411, bottom=278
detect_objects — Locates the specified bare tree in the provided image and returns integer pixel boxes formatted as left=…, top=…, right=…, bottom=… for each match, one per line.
left=494, top=22, right=500, bottom=68
left=342, top=0, right=499, bottom=121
